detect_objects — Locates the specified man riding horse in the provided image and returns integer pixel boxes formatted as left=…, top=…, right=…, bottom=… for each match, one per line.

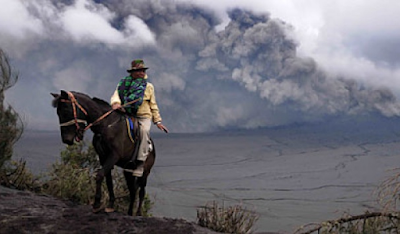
left=110, top=59, right=169, bottom=177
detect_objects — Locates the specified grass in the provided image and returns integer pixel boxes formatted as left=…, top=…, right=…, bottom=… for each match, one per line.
left=197, top=201, right=259, bottom=234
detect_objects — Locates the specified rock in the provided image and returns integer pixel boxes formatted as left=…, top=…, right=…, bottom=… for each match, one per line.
left=0, top=186, right=219, bottom=234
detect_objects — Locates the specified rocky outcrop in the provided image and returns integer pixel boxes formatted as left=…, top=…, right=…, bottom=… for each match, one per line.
left=0, top=186, right=219, bottom=234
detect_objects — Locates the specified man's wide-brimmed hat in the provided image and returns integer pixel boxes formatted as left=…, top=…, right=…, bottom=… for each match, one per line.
left=127, top=59, right=149, bottom=72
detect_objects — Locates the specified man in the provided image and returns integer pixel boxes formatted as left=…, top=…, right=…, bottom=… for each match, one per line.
left=110, top=59, right=168, bottom=177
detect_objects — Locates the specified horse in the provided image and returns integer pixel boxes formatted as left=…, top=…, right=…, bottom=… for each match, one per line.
left=51, top=90, right=155, bottom=216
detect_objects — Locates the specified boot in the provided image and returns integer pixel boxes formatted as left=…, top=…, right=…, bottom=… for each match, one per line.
left=132, top=161, right=144, bottom=177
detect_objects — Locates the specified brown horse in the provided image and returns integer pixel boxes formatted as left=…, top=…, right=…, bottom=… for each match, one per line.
left=51, top=90, right=155, bottom=216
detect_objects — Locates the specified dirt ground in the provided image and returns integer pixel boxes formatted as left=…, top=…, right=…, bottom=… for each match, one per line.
left=0, top=185, right=221, bottom=234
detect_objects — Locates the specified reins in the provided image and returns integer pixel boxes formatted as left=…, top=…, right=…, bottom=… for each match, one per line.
left=84, top=98, right=140, bottom=131
left=84, top=109, right=113, bottom=131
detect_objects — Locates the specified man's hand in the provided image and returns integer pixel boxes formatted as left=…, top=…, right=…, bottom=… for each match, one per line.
left=156, top=122, right=169, bottom=133
left=111, top=103, right=125, bottom=112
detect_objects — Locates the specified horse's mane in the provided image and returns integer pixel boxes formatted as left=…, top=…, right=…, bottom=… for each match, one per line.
left=71, top=92, right=111, bottom=109
left=73, top=91, right=92, bottom=100
left=93, top=97, right=111, bottom=108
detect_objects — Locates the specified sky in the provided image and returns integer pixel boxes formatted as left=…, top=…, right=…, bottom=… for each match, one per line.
left=1, top=0, right=400, bottom=132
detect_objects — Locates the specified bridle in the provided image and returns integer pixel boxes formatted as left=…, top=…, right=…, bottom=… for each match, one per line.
left=59, top=91, right=139, bottom=137
left=60, top=92, right=88, bottom=130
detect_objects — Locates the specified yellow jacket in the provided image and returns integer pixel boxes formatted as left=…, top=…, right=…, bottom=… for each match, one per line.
left=110, top=82, right=162, bottom=123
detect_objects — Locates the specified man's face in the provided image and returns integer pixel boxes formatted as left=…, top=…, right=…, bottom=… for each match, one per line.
left=131, top=69, right=146, bottom=78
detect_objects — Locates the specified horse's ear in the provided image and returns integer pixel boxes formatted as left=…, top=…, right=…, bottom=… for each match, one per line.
left=60, top=90, right=69, bottom=99
left=51, top=93, right=59, bottom=98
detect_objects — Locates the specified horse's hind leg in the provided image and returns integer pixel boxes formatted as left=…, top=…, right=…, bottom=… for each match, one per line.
left=136, top=177, right=147, bottom=216
left=105, top=171, right=115, bottom=213
left=124, top=171, right=139, bottom=216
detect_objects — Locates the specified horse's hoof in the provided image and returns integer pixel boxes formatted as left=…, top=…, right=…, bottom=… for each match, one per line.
left=105, top=208, right=115, bottom=213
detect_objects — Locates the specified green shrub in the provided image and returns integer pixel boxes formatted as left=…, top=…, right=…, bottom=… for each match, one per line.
left=197, top=201, right=259, bottom=234
left=0, top=48, right=29, bottom=190
left=0, top=159, right=40, bottom=191
left=0, top=48, right=23, bottom=170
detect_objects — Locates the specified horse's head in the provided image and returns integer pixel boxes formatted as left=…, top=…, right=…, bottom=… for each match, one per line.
left=51, top=90, right=88, bottom=145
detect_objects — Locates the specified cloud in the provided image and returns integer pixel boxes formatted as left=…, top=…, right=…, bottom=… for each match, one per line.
left=60, top=0, right=122, bottom=43
left=0, top=0, right=44, bottom=38
left=59, top=0, right=156, bottom=47
left=0, top=0, right=156, bottom=58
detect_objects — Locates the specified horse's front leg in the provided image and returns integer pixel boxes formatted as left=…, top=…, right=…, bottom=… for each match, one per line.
left=92, top=169, right=104, bottom=213
left=105, top=170, right=115, bottom=213
left=93, top=154, right=118, bottom=213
